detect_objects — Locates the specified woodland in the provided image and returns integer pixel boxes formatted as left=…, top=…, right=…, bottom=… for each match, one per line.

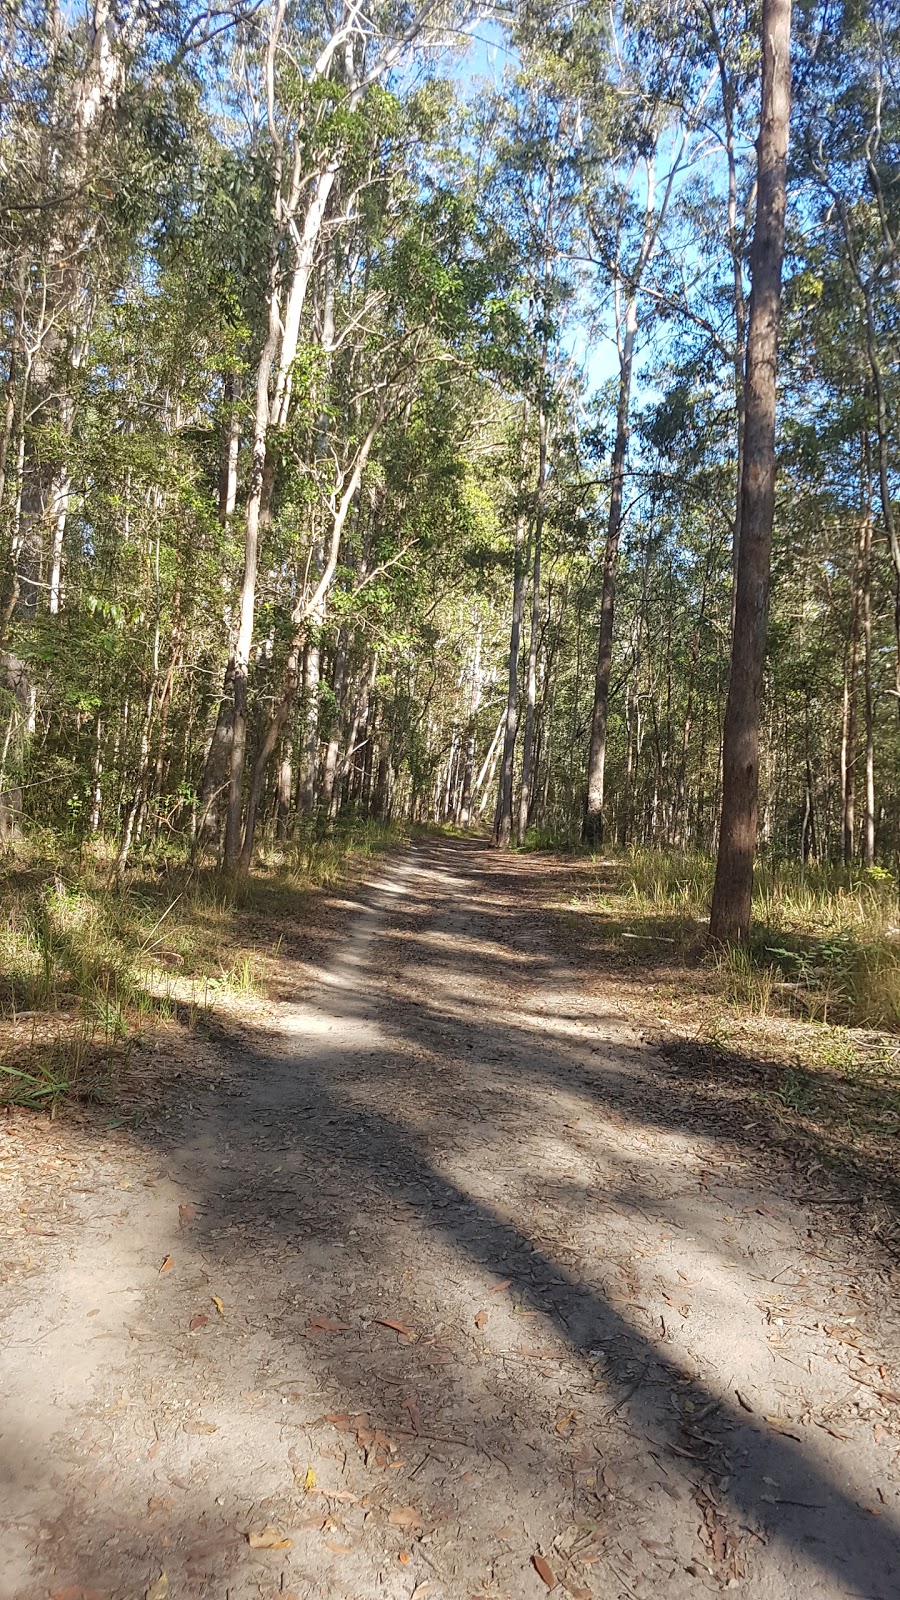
left=1, top=0, right=899, bottom=1036
left=4, top=9, right=900, bottom=1597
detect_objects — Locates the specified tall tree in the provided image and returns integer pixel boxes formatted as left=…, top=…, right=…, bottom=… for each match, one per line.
left=710, top=0, right=792, bottom=942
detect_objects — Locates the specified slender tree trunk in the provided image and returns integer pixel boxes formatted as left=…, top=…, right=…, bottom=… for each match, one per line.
left=276, top=736, right=294, bottom=841
left=224, top=252, right=282, bottom=869
left=320, top=635, right=347, bottom=818
left=478, top=717, right=506, bottom=818
left=238, top=418, right=378, bottom=866
left=494, top=503, right=527, bottom=848
left=298, top=621, right=322, bottom=818
left=841, top=544, right=862, bottom=863
left=710, top=0, right=792, bottom=942
left=494, top=406, right=530, bottom=848
left=518, top=408, right=547, bottom=846
left=861, top=495, right=876, bottom=866
left=584, top=294, right=638, bottom=844
left=459, top=618, right=482, bottom=826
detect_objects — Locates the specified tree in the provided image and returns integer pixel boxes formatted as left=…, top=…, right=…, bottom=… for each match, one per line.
left=710, top=0, right=792, bottom=943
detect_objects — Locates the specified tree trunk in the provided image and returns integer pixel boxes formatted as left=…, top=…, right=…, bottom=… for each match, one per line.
left=298, top=624, right=322, bottom=818
left=710, top=0, right=792, bottom=943
left=517, top=407, right=547, bottom=846
left=224, top=251, right=282, bottom=870
left=459, top=618, right=482, bottom=826
left=320, top=635, right=347, bottom=818
left=493, top=499, right=527, bottom=848
left=584, top=293, right=638, bottom=845
left=276, top=736, right=294, bottom=841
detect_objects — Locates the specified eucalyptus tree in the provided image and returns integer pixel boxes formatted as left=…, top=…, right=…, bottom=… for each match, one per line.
left=710, top=0, right=792, bottom=943
left=581, top=4, right=722, bottom=845
left=471, top=61, right=587, bottom=848
left=793, top=0, right=900, bottom=714
left=205, top=0, right=490, bottom=868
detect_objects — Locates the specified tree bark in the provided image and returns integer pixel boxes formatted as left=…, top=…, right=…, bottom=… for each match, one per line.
left=710, top=0, right=791, bottom=943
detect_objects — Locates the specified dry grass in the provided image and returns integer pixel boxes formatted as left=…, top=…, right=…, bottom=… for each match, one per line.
left=582, top=848, right=900, bottom=1029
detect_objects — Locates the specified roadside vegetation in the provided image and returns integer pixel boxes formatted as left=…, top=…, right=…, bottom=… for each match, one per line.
left=0, top=820, right=399, bottom=1112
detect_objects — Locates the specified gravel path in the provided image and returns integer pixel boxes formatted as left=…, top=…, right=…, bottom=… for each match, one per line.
left=1, top=837, right=899, bottom=1600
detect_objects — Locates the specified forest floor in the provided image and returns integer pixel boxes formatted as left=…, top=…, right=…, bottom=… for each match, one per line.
left=1, top=835, right=899, bottom=1600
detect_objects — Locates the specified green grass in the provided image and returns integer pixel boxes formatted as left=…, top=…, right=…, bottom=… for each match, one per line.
left=0, top=816, right=403, bottom=1111
left=589, top=848, right=900, bottom=1030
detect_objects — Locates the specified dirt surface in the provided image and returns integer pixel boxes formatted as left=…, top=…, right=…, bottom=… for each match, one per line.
left=2, top=837, right=900, bottom=1600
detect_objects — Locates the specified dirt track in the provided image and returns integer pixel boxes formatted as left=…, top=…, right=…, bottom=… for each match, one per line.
left=2, top=837, right=899, bottom=1599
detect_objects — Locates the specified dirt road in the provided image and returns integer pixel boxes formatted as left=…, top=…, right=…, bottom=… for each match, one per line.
left=2, top=838, right=899, bottom=1599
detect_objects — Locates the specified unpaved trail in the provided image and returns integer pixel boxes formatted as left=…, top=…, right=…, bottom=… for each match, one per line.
left=2, top=837, right=899, bottom=1600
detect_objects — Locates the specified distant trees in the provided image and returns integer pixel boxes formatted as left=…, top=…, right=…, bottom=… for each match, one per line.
left=0, top=0, right=896, bottom=906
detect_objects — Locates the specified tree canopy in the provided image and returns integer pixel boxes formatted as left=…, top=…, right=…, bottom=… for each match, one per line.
left=0, top=0, right=897, bottom=899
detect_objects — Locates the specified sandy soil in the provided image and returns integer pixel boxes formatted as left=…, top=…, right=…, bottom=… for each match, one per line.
left=1, top=836, right=899, bottom=1600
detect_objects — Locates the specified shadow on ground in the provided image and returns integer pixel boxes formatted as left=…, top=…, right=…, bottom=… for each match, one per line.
left=1, top=837, right=898, bottom=1600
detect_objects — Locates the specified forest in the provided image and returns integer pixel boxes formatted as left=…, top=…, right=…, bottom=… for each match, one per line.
left=3, top=6, right=900, bottom=1597
left=1, top=0, right=900, bottom=1029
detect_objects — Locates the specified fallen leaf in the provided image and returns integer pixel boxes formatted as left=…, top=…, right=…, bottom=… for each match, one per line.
left=533, top=1553, right=557, bottom=1590
left=146, top=1576, right=168, bottom=1600
left=188, top=1313, right=209, bottom=1333
left=247, top=1526, right=292, bottom=1550
left=555, top=1410, right=576, bottom=1437
left=411, top=1585, right=432, bottom=1599
left=489, top=1278, right=512, bottom=1293
left=158, top=1255, right=173, bottom=1275
left=324, top=1540, right=353, bottom=1553
left=303, top=1466, right=317, bottom=1491
left=398, top=1551, right=412, bottom=1565
left=178, top=1203, right=197, bottom=1227
left=308, top=1315, right=350, bottom=1334
left=211, top=1295, right=225, bottom=1316
left=474, top=1309, right=489, bottom=1330
left=314, top=1488, right=359, bottom=1503
left=389, top=1506, right=423, bottom=1531
left=374, top=1318, right=415, bottom=1338
left=183, top=1419, right=217, bottom=1435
